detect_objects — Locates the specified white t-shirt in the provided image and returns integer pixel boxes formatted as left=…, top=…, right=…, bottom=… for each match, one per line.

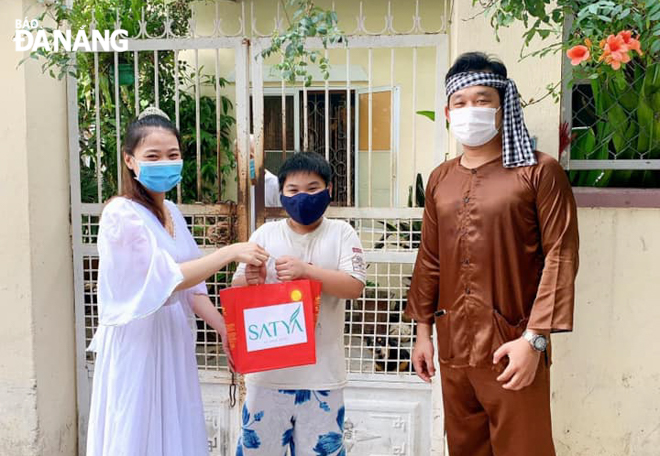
left=233, top=218, right=366, bottom=390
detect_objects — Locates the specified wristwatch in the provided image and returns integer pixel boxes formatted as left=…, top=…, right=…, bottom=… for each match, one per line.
left=522, top=330, right=548, bottom=352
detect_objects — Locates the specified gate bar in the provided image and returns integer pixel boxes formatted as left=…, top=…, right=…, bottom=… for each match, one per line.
left=194, top=49, right=202, bottom=200
left=412, top=46, right=418, bottom=204
left=134, top=51, right=140, bottom=116
left=154, top=50, right=159, bottom=108
left=174, top=49, right=182, bottom=203
left=281, top=55, right=287, bottom=161
left=215, top=48, right=223, bottom=199
left=390, top=48, right=395, bottom=208
left=367, top=47, right=373, bottom=207
left=113, top=51, right=122, bottom=191
left=93, top=51, right=102, bottom=202
left=324, top=48, right=330, bottom=162
left=346, top=48, right=352, bottom=207
left=67, top=68, right=92, bottom=456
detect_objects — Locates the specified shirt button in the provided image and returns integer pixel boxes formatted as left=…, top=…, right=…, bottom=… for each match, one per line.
left=465, top=287, right=471, bottom=295
left=471, top=169, right=477, bottom=175
left=464, top=197, right=470, bottom=203
left=463, top=259, right=470, bottom=265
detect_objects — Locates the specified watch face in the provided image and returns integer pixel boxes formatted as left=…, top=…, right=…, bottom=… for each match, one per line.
left=534, top=336, right=548, bottom=351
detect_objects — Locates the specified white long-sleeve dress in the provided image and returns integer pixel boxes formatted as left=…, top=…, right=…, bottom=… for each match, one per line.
left=86, top=197, right=209, bottom=456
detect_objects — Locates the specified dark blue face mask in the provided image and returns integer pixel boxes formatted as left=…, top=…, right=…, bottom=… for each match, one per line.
left=280, top=189, right=331, bottom=226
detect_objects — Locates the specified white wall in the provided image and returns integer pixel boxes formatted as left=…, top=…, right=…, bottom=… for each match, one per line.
left=0, top=1, right=77, bottom=454
left=552, top=208, right=660, bottom=456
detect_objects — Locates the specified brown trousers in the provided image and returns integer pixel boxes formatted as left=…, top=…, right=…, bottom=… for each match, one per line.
left=440, top=358, right=555, bottom=456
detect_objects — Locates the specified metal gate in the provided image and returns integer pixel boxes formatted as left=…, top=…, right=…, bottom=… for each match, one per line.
left=67, top=2, right=449, bottom=455
left=67, top=16, right=254, bottom=454
left=250, top=6, right=449, bottom=454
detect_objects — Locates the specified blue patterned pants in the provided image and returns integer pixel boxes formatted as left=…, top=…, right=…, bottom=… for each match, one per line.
left=236, top=385, right=345, bottom=456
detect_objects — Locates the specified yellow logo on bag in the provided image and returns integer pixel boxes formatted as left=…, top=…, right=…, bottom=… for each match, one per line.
left=290, top=289, right=302, bottom=301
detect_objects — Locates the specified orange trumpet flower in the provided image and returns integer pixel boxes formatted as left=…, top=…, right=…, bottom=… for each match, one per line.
left=567, top=45, right=591, bottom=65
left=617, top=30, right=643, bottom=56
left=599, top=34, right=631, bottom=70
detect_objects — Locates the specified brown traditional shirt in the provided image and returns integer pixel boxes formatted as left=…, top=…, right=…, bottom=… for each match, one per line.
left=406, top=152, right=579, bottom=370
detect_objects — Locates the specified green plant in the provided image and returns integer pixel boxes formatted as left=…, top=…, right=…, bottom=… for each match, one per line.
left=475, top=1, right=660, bottom=59
left=259, top=0, right=345, bottom=86
left=23, top=0, right=237, bottom=202
left=24, top=0, right=192, bottom=80
left=473, top=0, right=660, bottom=187
left=564, top=31, right=660, bottom=186
left=173, top=71, right=236, bottom=204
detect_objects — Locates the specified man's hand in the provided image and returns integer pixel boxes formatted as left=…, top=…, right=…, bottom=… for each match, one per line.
left=412, top=337, right=436, bottom=383
left=493, top=337, right=541, bottom=391
left=275, top=256, right=308, bottom=281
left=245, top=263, right=267, bottom=285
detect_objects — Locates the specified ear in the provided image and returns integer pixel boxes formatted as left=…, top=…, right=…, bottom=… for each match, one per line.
left=327, top=182, right=333, bottom=196
left=124, top=154, right=136, bottom=173
left=444, top=106, right=451, bottom=123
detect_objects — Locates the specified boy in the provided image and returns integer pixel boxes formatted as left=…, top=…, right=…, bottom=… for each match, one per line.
left=233, top=152, right=366, bottom=456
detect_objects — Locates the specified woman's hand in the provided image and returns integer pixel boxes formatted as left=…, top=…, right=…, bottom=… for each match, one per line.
left=216, top=318, right=235, bottom=372
left=231, top=242, right=269, bottom=266
left=190, top=294, right=236, bottom=372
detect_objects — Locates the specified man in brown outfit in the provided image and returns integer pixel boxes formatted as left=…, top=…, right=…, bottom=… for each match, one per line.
left=406, top=52, right=579, bottom=456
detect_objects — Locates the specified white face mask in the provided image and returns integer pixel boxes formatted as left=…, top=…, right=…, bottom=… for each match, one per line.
left=449, top=106, right=501, bottom=147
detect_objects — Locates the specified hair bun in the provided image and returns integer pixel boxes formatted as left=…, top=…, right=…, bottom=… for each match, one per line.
left=138, top=106, right=170, bottom=121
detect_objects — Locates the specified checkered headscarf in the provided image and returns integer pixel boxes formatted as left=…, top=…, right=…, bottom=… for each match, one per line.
left=446, top=72, right=537, bottom=168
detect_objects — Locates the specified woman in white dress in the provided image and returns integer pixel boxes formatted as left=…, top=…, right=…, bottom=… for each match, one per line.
left=86, top=107, right=268, bottom=456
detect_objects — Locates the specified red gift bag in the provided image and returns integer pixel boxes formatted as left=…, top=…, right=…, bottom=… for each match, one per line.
left=220, top=279, right=322, bottom=374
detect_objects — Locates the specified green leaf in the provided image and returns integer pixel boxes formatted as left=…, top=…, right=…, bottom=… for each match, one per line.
left=551, top=9, right=562, bottom=23
left=416, top=110, right=436, bottom=121
left=651, top=41, right=660, bottom=54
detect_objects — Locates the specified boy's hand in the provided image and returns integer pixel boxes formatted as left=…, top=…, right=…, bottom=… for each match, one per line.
left=245, top=263, right=267, bottom=285
left=275, top=256, right=308, bottom=281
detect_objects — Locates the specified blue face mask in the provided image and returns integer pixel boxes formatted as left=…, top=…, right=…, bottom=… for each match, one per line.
left=280, top=189, right=331, bottom=226
left=135, top=160, right=183, bottom=193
